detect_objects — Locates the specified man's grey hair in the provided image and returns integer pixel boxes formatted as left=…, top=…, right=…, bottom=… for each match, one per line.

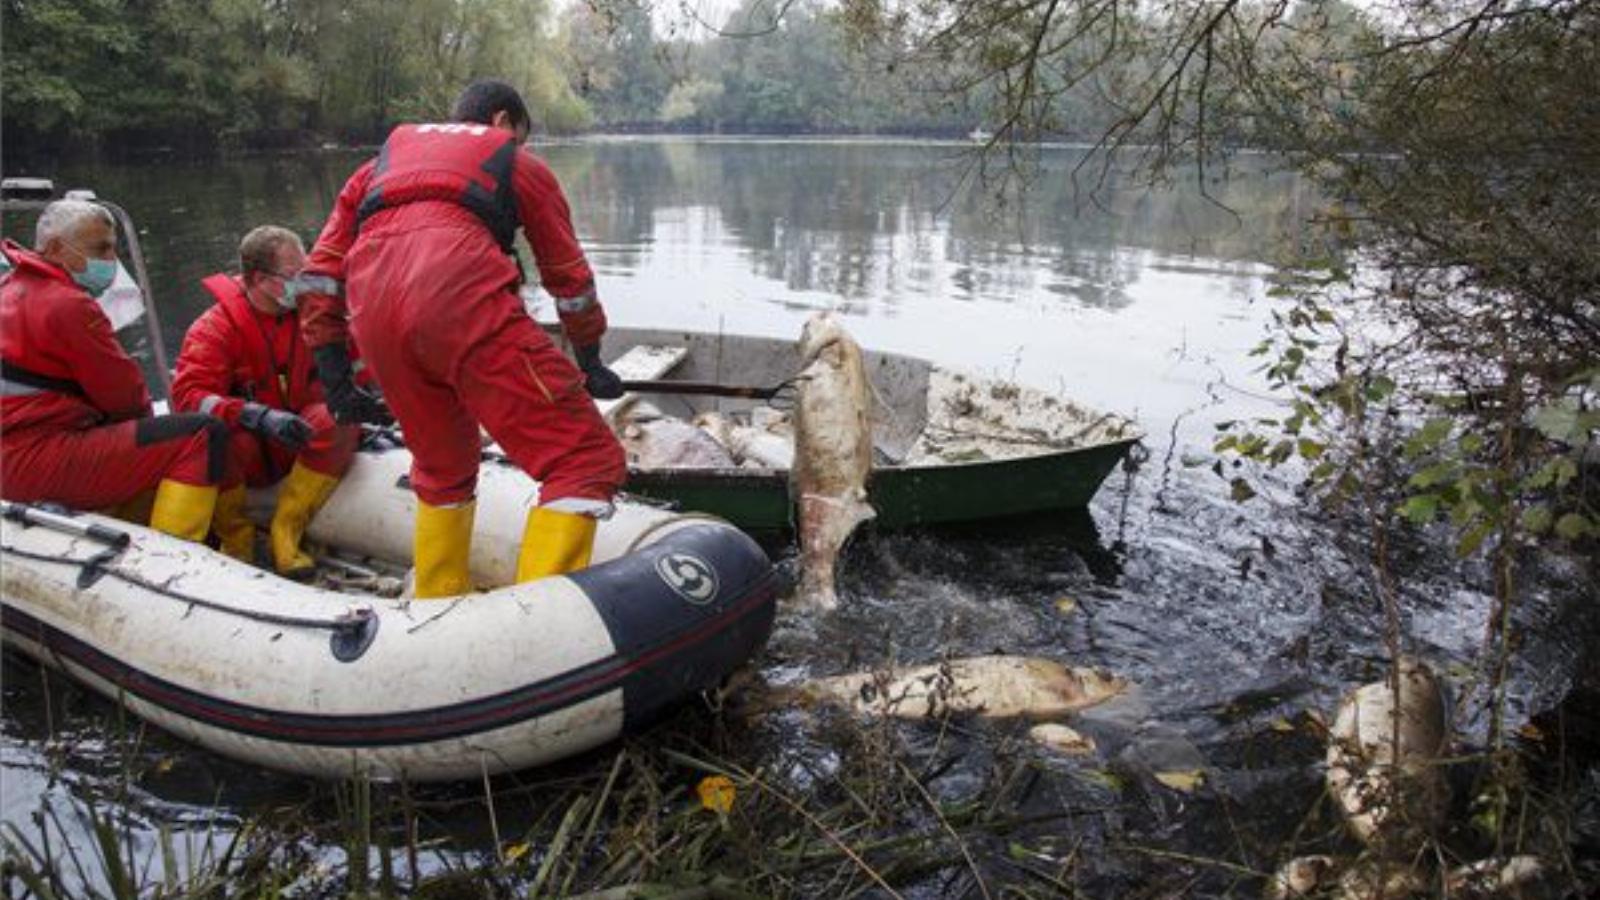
left=34, top=199, right=115, bottom=251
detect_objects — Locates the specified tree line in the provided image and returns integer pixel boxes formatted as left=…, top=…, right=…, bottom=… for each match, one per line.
left=1, top=0, right=974, bottom=157
left=5, top=0, right=1313, bottom=159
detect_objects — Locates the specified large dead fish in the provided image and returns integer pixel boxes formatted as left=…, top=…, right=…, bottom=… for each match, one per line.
left=788, top=655, right=1127, bottom=720
left=791, top=312, right=875, bottom=610
left=1326, top=657, right=1450, bottom=847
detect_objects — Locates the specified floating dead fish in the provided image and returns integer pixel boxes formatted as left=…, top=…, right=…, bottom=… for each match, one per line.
left=619, top=417, right=736, bottom=469
left=1326, top=657, right=1450, bottom=847
left=1333, top=863, right=1428, bottom=899
left=1444, top=855, right=1546, bottom=897
left=791, top=312, right=875, bottom=610
left=1029, top=722, right=1096, bottom=755
left=789, top=655, right=1127, bottom=720
left=1264, top=855, right=1337, bottom=900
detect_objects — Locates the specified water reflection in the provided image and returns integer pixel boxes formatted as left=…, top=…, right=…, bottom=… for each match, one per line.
left=12, top=140, right=1317, bottom=430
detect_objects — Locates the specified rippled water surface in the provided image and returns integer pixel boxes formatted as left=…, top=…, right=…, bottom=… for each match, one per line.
left=3, top=138, right=1592, bottom=895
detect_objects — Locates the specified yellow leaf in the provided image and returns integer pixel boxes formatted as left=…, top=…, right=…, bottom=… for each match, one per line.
left=1053, top=596, right=1077, bottom=615
left=153, top=756, right=176, bottom=775
left=1154, top=770, right=1205, bottom=793
left=502, top=841, right=531, bottom=865
left=1518, top=722, right=1545, bottom=742
left=697, top=775, right=736, bottom=814
left=1269, top=717, right=1295, bottom=734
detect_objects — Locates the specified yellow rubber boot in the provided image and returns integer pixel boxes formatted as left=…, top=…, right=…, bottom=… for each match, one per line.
left=212, top=486, right=257, bottom=562
left=413, top=499, right=475, bottom=599
left=515, top=506, right=597, bottom=582
left=271, top=462, right=341, bottom=578
left=149, top=480, right=219, bottom=543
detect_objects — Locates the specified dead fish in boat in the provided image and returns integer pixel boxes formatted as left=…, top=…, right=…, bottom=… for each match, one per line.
left=1326, top=657, right=1450, bottom=847
left=787, top=655, right=1127, bottom=720
left=693, top=412, right=795, bottom=470
left=791, top=312, right=875, bottom=610
left=619, top=409, right=736, bottom=469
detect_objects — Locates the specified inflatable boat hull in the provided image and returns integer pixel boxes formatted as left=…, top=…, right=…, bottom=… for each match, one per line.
left=0, top=449, right=778, bottom=781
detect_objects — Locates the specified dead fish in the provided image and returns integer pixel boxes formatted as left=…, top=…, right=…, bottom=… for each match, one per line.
left=727, top=425, right=794, bottom=469
left=1326, top=657, right=1450, bottom=847
left=1444, top=856, right=1546, bottom=897
left=619, top=418, right=736, bottom=469
left=750, top=405, right=792, bottom=434
left=1264, top=855, right=1337, bottom=900
left=791, top=655, right=1127, bottom=720
left=1332, top=863, right=1428, bottom=900
left=693, top=412, right=795, bottom=470
left=791, top=312, right=875, bottom=610
left=1029, top=722, right=1096, bottom=756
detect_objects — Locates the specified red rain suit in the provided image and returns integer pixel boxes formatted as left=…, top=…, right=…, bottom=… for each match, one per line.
left=299, top=123, right=623, bottom=506
left=171, top=274, right=358, bottom=488
left=0, top=241, right=225, bottom=508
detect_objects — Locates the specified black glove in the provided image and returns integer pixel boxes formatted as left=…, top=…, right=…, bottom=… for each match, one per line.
left=574, top=343, right=624, bottom=400
left=238, top=402, right=312, bottom=451
left=313, top=343, right=394, bottom=426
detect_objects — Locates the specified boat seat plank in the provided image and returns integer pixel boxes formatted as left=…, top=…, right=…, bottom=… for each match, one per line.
left=596, top=344, right=689, bottom=423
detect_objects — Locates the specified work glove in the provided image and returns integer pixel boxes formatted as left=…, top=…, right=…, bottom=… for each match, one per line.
left=238, top=402, right=312, bottom=452
left=574, top=343, right=624, bottom=400
left=313, top=344, right=394, bottom=426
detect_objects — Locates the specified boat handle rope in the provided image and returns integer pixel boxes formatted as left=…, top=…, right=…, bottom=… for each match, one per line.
left=2, top=504, right=378, bottom=659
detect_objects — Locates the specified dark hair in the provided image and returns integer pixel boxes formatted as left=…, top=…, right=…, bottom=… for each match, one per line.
left=239, top=225, right=303, bottom=275
left=451, top=80, right=531, bottom=130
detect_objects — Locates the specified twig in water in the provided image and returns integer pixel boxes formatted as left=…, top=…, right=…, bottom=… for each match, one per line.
left=898, top=760, right=993, bottom=900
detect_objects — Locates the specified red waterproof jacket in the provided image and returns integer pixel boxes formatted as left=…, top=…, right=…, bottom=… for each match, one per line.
left=171, top=274, right=319, bottom=425
left=300, top=124, right=605, bottom=350
left=0, top=240, right=152, bottom=435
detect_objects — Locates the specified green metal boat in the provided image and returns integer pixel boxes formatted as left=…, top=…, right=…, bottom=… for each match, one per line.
left=594, top=326, right=1143, bottom=531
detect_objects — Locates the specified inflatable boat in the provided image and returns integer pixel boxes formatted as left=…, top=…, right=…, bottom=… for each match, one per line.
left=0, top=447, right=780, bottom=781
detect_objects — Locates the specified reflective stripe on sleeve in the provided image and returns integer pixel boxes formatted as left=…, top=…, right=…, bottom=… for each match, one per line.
left=553, top=288, right=597, bottom=315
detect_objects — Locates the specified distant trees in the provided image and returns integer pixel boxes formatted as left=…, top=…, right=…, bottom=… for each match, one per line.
left=1, top=0, right=587, bottom=152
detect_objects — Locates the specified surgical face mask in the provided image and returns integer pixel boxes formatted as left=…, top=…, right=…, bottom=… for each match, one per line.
left=73, top=257, right=118, bottom=298
left=278, top=275, right=303, bottom=310
left=62, top=239, right=119, bottom=298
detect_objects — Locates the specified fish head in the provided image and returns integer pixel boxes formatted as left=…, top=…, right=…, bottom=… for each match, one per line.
left=798, top=312, right=848, bottom=365
left=1066, top=666, right=1130, bottom=707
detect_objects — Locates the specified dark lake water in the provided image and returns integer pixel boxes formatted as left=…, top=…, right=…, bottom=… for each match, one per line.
left=2, top=138, right=1591, bottom=895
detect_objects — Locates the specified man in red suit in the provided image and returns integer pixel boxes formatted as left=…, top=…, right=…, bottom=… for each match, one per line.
left=2, top=199, right=226, bottom=538
left=298, top=80, right=625, bottom=598
left=171, top=226, right=361, bottom=576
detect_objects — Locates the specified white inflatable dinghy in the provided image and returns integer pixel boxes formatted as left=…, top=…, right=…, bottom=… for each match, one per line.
left=0, top=447, right=780, bottom=781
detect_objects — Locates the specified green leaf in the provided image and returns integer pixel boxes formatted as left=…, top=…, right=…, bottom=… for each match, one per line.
left=1456, top=520, right=1494, bottom=558
left=1555, top=514, right=1594, bottom=540
left=1532, top=404, right=1579, bottom=442
left=1367, top=375, right=1396, bottom=402
left=1520, top=505, right=1552, bottom=535
left=1416, top=417, right=1453, bottom=447
left=1229, top=478, right=1257, bottom=503
left=1409, top=462, right=1457, bottom=489
left=1400, top=494, right=1439, bottom=524
left=1297, top=438, right=1325, bottom=460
